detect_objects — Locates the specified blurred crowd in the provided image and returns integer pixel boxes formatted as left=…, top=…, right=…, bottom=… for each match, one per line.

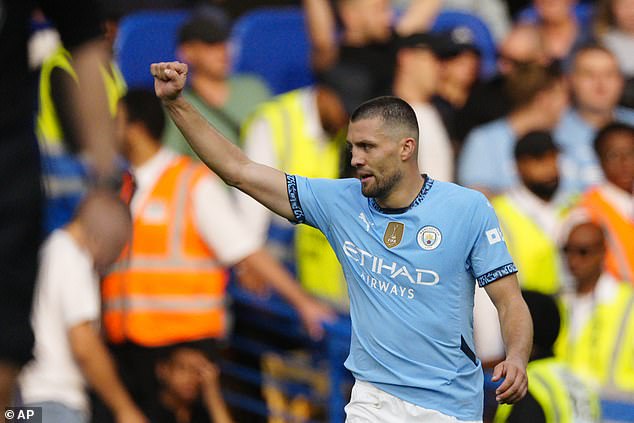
left=1, top=0, right=633, bottom=422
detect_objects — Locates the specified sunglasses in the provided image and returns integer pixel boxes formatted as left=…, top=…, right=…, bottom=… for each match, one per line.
left=561, top=244, right=603, bottom=257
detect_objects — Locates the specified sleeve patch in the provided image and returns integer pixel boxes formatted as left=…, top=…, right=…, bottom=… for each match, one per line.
left=476, top=263, right=518, bottom=287
left=286, top=174, right=305, bottom=224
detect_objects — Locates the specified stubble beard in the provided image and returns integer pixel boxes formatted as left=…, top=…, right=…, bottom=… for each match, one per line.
left=361, top=169, right=403, bottom=199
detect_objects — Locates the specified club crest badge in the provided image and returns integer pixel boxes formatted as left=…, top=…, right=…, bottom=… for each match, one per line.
left=383, top=222, right=404, bottom=248
left=417, top=226, right=442, bottom=250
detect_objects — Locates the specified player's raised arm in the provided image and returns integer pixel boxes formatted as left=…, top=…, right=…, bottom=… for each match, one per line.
left=150, top=61, right=295, bottom=221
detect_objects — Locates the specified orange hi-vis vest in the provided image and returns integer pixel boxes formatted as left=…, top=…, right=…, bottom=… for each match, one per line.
left=102, top=156, right=229, bottom=347
left=580, top=187, right=634, bottom=284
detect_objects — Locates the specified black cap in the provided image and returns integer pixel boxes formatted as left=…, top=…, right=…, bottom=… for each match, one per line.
left=178, top=7, right=231, bottom=45
left=396, top=32, right=447, bottom=56
left=514, top=131, right=559, bottom=160
left=435, top=26, right=480, bottom=59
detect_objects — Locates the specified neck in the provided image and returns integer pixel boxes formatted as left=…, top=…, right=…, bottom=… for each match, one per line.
left=65, top=221, right=87, bottom=250
left=375, top=171, right=425, bottom=209
left=576, top=107, right=614, bottom=129
left=437, top=80, right=468, bottom=107
left=576, top=273, right=601, bottom=295
left=191, top=75, right=230, bottom=108
left=160, top=391, right=192, bottom=423
left=393, top=73, right=430, bottom=104
left=508, top=106, right=554, bottom=137
left=128, top=141, right=161, bottom=168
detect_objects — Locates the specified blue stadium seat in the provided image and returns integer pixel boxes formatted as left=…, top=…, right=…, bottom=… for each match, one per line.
left=230, top=7, right=314, bottom=95
left=115, top=10, right=191, bottom=89
left=431, top=9, right=498, bottom=80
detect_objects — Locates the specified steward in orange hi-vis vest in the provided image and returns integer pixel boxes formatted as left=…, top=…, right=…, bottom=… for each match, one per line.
left=580, top=187, right=634, bottom=285
left=102, top=156, right=228, bottom=346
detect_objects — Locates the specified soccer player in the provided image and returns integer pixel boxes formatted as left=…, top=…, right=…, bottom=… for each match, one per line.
left=150, top=61, right=533, bottom=422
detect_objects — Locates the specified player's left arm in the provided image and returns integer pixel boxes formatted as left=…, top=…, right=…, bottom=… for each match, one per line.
left=484, top=273, right=532, bottom=404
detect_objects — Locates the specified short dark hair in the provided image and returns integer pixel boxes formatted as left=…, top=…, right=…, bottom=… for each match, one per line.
left=505, top=62, right=563, bottom=109
left=514, top=131, right=559, bottom=160
left=123, top=89, right=166, bottom=140
left=350, top=96, right=419, bottom=141
left=521, top=290, right=560, bottom=357
left=593, top=121, right=634, bottom=158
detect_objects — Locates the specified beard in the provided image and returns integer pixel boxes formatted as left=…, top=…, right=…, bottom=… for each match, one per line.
left=526, top=177, right=559, bottom=201
left=361, top=169, right=403, bottom=199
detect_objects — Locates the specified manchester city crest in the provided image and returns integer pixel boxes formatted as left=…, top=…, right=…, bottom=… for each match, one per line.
left=417, top=226, right=442, bottom=250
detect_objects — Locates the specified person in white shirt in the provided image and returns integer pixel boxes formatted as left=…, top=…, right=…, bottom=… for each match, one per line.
left=393, top=32, right=455, bottom=182
left=19, top=191, right=146, bottom=423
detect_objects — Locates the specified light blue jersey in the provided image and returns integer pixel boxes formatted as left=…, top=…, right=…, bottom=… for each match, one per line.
left=287, top=175, right=517, bottom=421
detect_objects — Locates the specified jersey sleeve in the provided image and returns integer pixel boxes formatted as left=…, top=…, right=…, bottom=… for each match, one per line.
left=467, top=193, right=518, bottom=287
left=286, top=175, right=336, bottom=233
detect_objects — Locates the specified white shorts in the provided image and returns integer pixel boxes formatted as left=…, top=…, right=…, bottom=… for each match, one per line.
left=344, top=380, right=482, bottom=423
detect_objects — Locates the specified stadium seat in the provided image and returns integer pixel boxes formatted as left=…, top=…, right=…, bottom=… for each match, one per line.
left=115, top=10, right=191, bottom=89
left=230, top=7, right=315, bottom=95
left=430, top=9, right=498, bottom=79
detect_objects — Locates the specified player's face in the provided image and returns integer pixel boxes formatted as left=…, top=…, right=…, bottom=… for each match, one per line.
left=348, top=117, right=403, bottom=198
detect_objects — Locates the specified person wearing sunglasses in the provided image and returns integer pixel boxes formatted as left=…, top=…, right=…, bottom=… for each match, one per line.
left=554, top=219, right=634, bottom=399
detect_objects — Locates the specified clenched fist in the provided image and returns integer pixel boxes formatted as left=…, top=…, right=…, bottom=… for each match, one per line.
left=150, top=61, right=188, bottom=101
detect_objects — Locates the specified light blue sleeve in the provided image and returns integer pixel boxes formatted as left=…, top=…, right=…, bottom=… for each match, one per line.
left=285, top=174, right=335, bottom=232
left=466, top=193, right=518, bottom=287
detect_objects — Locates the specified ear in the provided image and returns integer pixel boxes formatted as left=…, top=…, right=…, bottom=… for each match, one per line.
left=400, top=137, right=417, bottom=161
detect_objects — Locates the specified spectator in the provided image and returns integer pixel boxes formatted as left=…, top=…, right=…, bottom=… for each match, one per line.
left=0, top=0, right=120, bottom=412
left=492, top=131, right=572, bottom=295
left=303, top=0, right=442, bottom=113
left=577, top=122, right=634, bottom=284
left=149, top=344, right=233, bottom=423
left=520, top=0, right=594, bottom=69
left=101, top=90, right=334, bottom=413
left=456, top=23, right=548, bottom=144
left=393, top=32, right=454, bottom=182
left=554, top=44, right=634, bottom=192
left=238, top=83, right=350, bottom=310
left=493, top=290, right=601, bottom=423
left=458, top=63, right=568, bottom=197
left=594, top=0, right=634, bottom=108
left=593, top=0, right=634, bottom=78
left=18, top=191, right=146, bottom=423
left=431, top=26, right=482, bottom=155
left=473, top=132, right=571, bottom=372
left=555, top=220, right=634, bottom=397
left=37, top=9, right=127, bottom=234
left=162, top=6, right=271, bottom=154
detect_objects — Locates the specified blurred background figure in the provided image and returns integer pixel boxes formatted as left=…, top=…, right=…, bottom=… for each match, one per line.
left=150, top=344, right=233, bottom=423
left=473, top=132, right=571, bottom=374
left=163, top=6, right=271, bottom=155
left=18, top=191, right=145, bottom=423
left=493, top=290, right=601, bottom=423
left=393, top=32, right=454, bottom=182
left=431, top=26, right=482, bottom=156
left=593, top=0, right=634, bottom=108
left=99, top=89, right=333, bottom=420
left=0, top=0, right=120, bottom=413
left=577, top=122, right=634, bottom=285
left=238, top=83, right=350, bottom=310
left=555, top=44, right=634, bottom=192
left=492, top=131, right=572, bottom=296
left=555, top=220, right=634, bottom=399
left=303, top=0, right=441, bottom=113
left=519, top=0, right=593, bottom=69
left=456, top=23, right=548, bottom=148
left=37, top=6, right=127, bottom=234
left=458, top=62, right=568, bottom=197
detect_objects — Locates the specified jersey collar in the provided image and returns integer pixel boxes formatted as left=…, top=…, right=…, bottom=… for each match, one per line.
left=369, top=175, right=434, bottom=214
